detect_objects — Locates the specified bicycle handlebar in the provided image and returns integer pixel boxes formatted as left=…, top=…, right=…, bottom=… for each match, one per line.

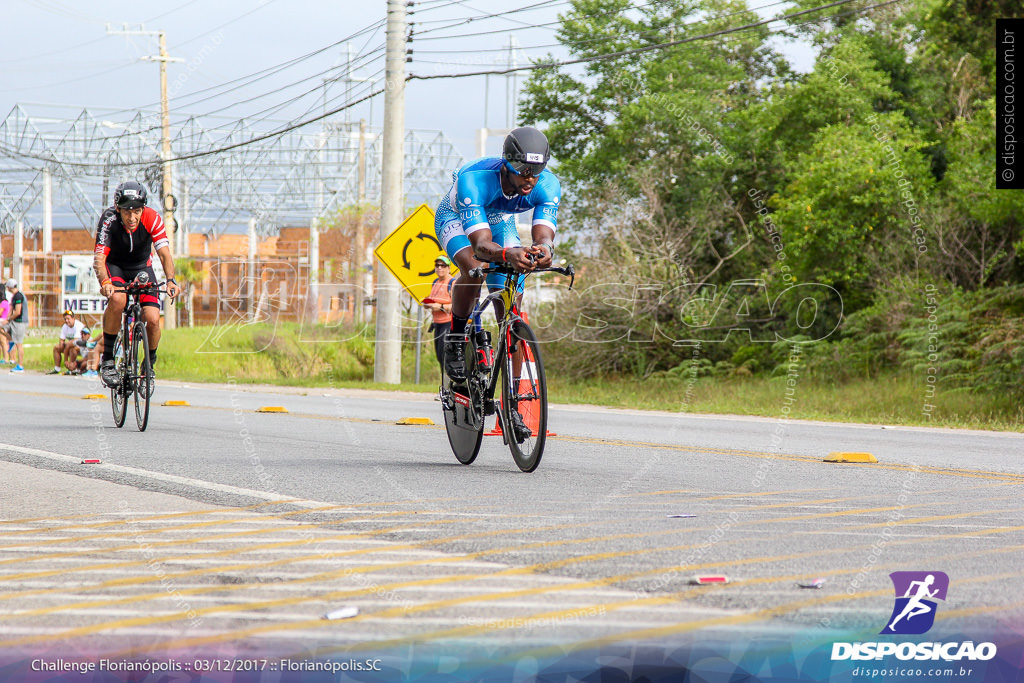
left=112, top=280, right=171, bottom=295
left=467, top=263, right=575, bottom=290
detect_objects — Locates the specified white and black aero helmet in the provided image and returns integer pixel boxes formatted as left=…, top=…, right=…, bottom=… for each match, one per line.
left=502, top=126, right=550, bottom=177
left=113, top=181, right=148, bottom=210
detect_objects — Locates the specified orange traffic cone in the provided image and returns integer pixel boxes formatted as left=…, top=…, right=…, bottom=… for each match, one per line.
left=485, top=316, right=554, bottom=437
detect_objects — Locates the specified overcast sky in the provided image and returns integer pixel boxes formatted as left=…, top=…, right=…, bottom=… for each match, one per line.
left=1, top=0, right=575, bottom=158
left=1, top=0, right=814, bottom=160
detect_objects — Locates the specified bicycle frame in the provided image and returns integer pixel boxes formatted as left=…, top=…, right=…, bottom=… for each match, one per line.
left=109, top=279, right=167, bottom=431
left=441, top=261, right=574, bottom=471
left=473, top=277, right=526, bottom=403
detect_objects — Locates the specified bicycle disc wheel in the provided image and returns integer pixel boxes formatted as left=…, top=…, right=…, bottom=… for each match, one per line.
left=501, top=320, right=547, bottom=472
left=131, top=321, right=151, bottom=432
left=442, top=335, right=483, bottom=465
left=110, top=330, right=127, bottom=428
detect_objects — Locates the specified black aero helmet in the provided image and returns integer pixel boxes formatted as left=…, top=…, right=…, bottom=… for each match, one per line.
left=502, top=126, right=550, bottom=177
left=113, top=181, right=147, bottom=210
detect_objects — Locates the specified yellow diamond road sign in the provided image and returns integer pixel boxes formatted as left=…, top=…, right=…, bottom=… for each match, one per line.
left=374, top=203, right=458, bottom=303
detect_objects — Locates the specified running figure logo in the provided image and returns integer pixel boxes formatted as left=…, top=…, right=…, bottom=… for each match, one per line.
left=881, top=571, right=949, bottom=635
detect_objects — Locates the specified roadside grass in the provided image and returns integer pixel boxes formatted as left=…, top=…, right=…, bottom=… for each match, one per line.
left=22, top=324, right=1022, bottom=431
left=545, top=375, right=1024, bottom=432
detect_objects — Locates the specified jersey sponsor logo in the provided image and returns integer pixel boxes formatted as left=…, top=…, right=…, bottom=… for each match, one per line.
left=525, top=152, right=544, bottom=163
left=462, top=197, right=472, bottom=205
left=460, top=208, right=482, bottom=220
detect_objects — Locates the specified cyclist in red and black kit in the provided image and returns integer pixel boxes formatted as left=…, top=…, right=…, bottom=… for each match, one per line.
left=95, top=181, right=180, bottom=390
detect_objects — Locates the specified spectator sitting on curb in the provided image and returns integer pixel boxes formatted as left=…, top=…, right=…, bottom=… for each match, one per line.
left=7, top=279, right=27, bottom=373
left=49, top=310, right=85, bottom=375
left=71, top=326, right=100, bottom=377
left=0, top=283, right=11, bottom=364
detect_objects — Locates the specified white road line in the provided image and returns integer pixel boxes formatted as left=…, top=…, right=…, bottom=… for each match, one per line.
left=0, top=442, right=331, bottom=509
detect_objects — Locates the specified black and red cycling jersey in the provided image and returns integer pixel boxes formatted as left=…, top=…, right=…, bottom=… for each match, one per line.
left=94, top=206, right=169, bottom=270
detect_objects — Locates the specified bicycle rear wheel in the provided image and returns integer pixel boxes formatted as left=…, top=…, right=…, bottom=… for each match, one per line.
left=500, top=320, right=547, bottom=472
left=131, top=321, right=151, bottom=431
left=110, top=330, right=127, bottom=428
left=442, top=334, right=483, bottom=465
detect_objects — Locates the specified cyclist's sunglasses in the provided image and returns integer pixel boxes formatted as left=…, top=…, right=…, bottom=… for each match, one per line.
left=504, top=159, right=545, bottom=178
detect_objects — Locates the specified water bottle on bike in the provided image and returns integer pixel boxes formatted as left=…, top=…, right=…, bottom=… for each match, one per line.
left=474, top=328, right=494, bottom=372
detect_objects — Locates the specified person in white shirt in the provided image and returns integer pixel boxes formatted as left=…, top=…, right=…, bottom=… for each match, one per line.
left=49, top=310, right=85, bottom=375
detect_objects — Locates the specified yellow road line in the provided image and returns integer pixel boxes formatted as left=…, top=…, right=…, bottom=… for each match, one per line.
left=3, top=480, right=995, bottom=576
left=0, top=499, right=301, bottom=529
left=14, top=514, right=1024, bottom=653
left=0, top=500, right=307, bottom=538
left=2, top=491, right=1019, bottom=614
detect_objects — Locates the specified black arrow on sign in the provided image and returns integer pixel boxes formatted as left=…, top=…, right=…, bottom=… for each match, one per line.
left=401, top=232, right=442, bottom=276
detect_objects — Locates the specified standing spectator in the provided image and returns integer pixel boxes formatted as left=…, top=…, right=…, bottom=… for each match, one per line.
left=423, top=254, right=455, bottom=376
left=49, top=310, right=85, bottom=375
left=6, top=278, right=26, bottom=373
left=0, top=283, right=11, bottom=364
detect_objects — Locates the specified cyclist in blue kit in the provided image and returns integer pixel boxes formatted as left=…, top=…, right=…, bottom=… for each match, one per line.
left=434, top=126, right=559, bottom=384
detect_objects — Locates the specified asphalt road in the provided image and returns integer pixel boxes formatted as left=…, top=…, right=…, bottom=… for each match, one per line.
left=0, top=371, right=1022, bottom=664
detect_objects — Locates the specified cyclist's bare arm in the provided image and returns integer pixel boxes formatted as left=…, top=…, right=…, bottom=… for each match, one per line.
left=154, top=245, right=180, bottom=299
left=468, top=230, right=536, bottom=272
left=530, top=224, right=555, bottom=268
left=94, top=252, right=115, bottom=298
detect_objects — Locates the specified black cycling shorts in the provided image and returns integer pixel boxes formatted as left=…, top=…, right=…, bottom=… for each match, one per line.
left=106, top=263, right=160, bottom=308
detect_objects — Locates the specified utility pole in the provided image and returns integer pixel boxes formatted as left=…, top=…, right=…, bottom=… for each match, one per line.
left=108, top=23, right=182, bottom=327
left=355, top=119, right=368, bottom=324
left=374, top=0, right=406, bottom=384
left=42, top=167, right=53, bottom=253
left=506, top=35, right=519, bottom=128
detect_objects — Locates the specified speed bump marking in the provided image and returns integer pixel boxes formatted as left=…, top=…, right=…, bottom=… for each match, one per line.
left=397, top=417, right=434, bottom=425
left=82, top=394, right=106, bottom=400
left=257, top=406, right=288, bottom=413
left=162, top=400, right=190, bottom=407
left=824, top=452, right=878, bottom=463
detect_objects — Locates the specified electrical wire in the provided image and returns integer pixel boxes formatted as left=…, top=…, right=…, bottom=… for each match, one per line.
left=409, top=0, right=897, bottom=79
left=59, top=23, right=386, bottom=145
left=2, top=0, right=903, bottom=168
left=132, top=20, right=385, bottom=114
left=175, top=0, right=281, bottom=48
left=0, top=82, right=386, bottom=169
left=410, top=0, right=569, bottom=28
left=411, top=0, right=794, bottom=54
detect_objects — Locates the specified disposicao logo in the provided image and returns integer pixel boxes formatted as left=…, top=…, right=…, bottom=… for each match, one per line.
left=881, top=571, right=948, bottom=635
left=831, top=571, right=997, bottom=662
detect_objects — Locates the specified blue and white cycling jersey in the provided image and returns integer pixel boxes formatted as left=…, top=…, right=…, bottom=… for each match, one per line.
left=434, top=157, right=560, bottom=260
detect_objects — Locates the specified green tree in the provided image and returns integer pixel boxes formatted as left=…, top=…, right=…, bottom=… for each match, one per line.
left=770, top=113, right=935, bottom=309
left=173, top=257, right=204, bottom=328
left=927, top=103, right=1023, bottom=287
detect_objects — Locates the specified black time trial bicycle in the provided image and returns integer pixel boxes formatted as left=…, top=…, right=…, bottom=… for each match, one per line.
left=110, top=274, right=167, bottom=432
left=440, top=261, right=575, bottom=472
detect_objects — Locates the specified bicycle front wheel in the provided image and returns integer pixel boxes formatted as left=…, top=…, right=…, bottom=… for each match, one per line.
left=110, top=330, right=127, bottom=428
left=500, top=320, right=547, bottom=472
left=131, top=321, right=151, bottom=431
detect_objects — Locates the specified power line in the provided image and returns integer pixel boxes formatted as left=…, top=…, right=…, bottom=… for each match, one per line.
left=0, top=83, right=384, bottom=169
left=3, top=0, right=903, bottom=168
left=65, top=23, right=386, bottom=145
left=409, top=0, right=898, bottom=80
left=175, top=0, right=281, bottom=48
left=410, top=0, right=569, bottom=30
left=99, top=19, right=385, bottom=117
left=411, top=0, right=795, bottom=54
